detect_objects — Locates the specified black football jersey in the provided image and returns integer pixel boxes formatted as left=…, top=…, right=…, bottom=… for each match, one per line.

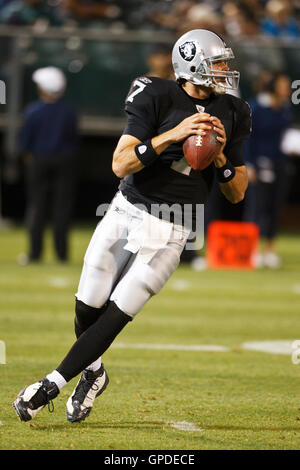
left=119, top=76, right=251, bottom=220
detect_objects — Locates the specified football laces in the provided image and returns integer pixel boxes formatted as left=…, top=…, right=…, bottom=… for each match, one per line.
left=195, top=135, right=203, bottom=147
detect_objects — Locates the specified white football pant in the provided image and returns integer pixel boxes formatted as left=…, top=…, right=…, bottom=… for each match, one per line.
left=76, top=192, right=190, bottom=318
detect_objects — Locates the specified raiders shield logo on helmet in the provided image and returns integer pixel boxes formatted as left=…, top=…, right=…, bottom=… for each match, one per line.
left=179, top=41, right=196, bottom=62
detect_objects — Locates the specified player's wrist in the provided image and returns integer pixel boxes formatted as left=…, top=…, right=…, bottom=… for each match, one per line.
left=215, top=158, right=236, bottom=183
left=151, top=130, right=178, bottom=155
left=164, top=129, right=179, bottom=144
left=214, top=152, right=227, bottom=168
left=134, top=139, right=158, bottom=166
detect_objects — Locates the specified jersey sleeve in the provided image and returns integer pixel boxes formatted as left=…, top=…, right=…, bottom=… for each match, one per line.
left=123, top=113, right=155, bottom=142
left=224, top=99, right=252, bottom=166
left=224, top=140, right=245, bottom=166
left=123, top=76, right=165, bottom=141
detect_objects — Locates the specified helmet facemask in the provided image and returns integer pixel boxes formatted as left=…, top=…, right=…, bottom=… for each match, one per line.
left=192, top=48, right=240, bottom=93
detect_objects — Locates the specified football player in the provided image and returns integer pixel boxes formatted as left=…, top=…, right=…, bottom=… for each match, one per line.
left=13, top=29, right=251, bottom=423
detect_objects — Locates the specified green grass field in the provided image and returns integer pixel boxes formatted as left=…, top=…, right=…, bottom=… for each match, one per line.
left=1, top=226, right=300, bottom=450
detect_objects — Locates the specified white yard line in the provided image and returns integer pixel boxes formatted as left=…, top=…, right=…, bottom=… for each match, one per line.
left=113, top=340, right=298, bottom=355
left=242, top=340, right=295, bottom=355
left=292, top=284, right=300, bottom=294
left=48, top=277, right=70, bottom=288
left=168, top=421, right=204, bottom=432
left=169, top=280, right=192, bottom=291
left=112, top=343, right=229, bottom=352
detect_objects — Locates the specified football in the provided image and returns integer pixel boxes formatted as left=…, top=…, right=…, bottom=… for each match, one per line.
left=182, top=122, right=222, bottom=170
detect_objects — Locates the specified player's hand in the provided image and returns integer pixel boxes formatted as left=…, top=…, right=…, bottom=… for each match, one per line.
left=209, top=116, right=227, bottom=155
left=168, top=112, right=212, bottom=143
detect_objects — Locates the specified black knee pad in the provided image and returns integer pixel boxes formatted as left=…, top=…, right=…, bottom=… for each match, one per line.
left=74, top=299, right=107, bottom=338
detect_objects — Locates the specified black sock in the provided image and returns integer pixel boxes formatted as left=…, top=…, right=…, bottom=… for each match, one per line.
left=56, top=301, right=131, bottom=382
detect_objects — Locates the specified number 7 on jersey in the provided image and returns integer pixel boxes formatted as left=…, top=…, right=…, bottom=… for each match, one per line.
left=126, top=79, right=147, bottom=103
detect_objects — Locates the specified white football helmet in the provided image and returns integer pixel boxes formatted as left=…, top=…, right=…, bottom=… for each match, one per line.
left=172, top=29, right=240, bottom=93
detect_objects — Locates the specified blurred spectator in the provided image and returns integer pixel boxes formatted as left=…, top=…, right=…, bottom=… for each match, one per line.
left=150, top=0, right=195, bottom=33
left=261, top=0, right=300, bottom=38
left=19, top=66, right=79, bottom=264
left=222, top=1, right=261, bottom=37
left=243, top=71, right=293, bottom=268
left=176, top=3, right=225, bottom=36
left=145, top=43, right=174, bottom=80
left=0, top=0, right=14, bottom=8
left=1, top=0, right=298, bottom=37
left=0, top=0, right=63, bottom=26
left=150, top=0, right=225, bottom=36
left=63, top=0, right=120, bottom=22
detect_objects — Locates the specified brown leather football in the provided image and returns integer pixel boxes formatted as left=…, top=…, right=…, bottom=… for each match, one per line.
left=182, top=122, right=221, bottom=170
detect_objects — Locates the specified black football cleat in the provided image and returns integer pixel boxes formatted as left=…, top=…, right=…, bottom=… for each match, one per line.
left=66, top=364, right=109, bottom=423
left=13, top=378, right=59, bottom=422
